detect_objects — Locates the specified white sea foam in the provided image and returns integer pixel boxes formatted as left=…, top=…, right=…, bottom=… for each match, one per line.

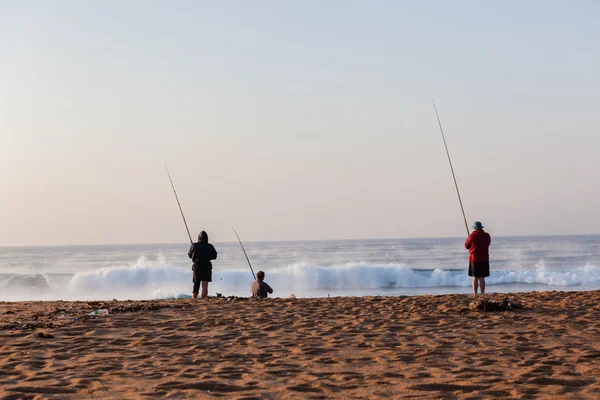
left=242, top=260, right=600, bottom=291
left=1, top=257, right=599, bottom=301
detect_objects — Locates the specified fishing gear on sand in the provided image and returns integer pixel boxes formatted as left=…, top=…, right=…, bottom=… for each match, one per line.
left=231, top=227, right=256, bottom=280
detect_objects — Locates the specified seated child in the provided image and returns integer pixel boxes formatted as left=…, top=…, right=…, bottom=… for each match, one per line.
left=251, top=270, right=273, bottom=299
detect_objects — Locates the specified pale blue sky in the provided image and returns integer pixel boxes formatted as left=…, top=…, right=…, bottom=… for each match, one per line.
left=1, top=1, right=599, bottom=245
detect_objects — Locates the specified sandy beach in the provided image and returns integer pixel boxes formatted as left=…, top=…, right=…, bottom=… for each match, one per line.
left=1, top=291, right=599, bottom=399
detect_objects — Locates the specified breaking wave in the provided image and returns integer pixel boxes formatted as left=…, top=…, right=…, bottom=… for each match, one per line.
left=1, top=257, right=599, bottom=301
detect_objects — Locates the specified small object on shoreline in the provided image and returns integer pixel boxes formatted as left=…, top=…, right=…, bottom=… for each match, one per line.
left=37, top=332, right=54, bottom=339
left=89, top=309, right=110, bottom=316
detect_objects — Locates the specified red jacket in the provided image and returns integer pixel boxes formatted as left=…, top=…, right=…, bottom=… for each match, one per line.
left=465, top=230, right=491, bottom=263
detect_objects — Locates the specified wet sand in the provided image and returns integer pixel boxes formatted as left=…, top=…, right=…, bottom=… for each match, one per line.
left=1, top=291, right=599, bottom=399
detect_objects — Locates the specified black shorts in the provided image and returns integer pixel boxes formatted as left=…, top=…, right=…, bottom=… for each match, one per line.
left=468, top=261, right=490, bottom=278
left=192, top=267, right=212, bottom=293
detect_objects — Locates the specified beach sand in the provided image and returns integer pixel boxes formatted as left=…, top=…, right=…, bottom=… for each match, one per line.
left=1, top=291, right=599, bottom=399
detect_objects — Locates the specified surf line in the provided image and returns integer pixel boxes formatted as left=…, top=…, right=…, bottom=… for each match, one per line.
left=432, top=100, right=469, bottom=236
left=164, top=165, right=193, bottom=244
left=231, top=227, right=257, bottom=280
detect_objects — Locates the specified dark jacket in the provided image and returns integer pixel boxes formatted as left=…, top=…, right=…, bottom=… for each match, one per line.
left=465, top=229, right=491, bottom=263
left=251, top=279, right=273, bottom=299
left=188, top=238, right=217, bottom=270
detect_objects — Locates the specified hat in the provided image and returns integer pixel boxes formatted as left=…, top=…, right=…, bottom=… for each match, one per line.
left=472, top=221, right=484, bottom=230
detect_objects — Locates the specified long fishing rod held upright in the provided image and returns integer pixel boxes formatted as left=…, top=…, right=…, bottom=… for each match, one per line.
left=231, top=227, right=256, bottom=280
left=165, top=165, right=193, bottom=244
left=432, top=100, right=470, bottom=236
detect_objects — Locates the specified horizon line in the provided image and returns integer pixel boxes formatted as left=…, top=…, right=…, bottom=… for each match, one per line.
left=1, top=232, right=599, bottom=249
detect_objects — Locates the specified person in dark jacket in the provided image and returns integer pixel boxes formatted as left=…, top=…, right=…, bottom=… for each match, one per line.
left=188, top=231, right=217, bottom=299
left=251, top=270, right=273, bottom=299
left=465, top=221, right=491, bottom=295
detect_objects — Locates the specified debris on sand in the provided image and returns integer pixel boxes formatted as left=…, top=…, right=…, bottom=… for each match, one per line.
left=470, top=298, right=523, bottom=312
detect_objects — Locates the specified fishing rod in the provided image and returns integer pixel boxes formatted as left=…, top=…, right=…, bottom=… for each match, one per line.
left=165, top=165, right=193, bottom=244
left=231, top=227, right=256, bottom=280
left=432, top=100, right=469, bottom=236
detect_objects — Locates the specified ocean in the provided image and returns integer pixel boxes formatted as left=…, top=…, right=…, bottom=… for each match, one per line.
left=1, top=235, right=599, bottom=301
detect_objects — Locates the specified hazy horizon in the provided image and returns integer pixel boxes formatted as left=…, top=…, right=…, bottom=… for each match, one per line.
left=1, top=232, right=599, bottom=250
left=2, top=1, right=599, bottom=247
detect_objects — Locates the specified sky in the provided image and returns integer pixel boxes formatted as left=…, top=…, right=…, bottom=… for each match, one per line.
left=1, top=1, right=599, bottom=246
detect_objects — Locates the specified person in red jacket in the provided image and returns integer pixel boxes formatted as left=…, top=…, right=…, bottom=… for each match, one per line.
left=465, top=221, right=491, bottom=295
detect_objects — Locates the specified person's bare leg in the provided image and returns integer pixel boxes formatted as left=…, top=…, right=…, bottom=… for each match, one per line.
left=479, top=278, right=486, bottom=294
left=472, top=277, right=478, bottom=295
left=201, top=281, right=209, bottom=299
left=192, top=292, right=198, bottom=299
